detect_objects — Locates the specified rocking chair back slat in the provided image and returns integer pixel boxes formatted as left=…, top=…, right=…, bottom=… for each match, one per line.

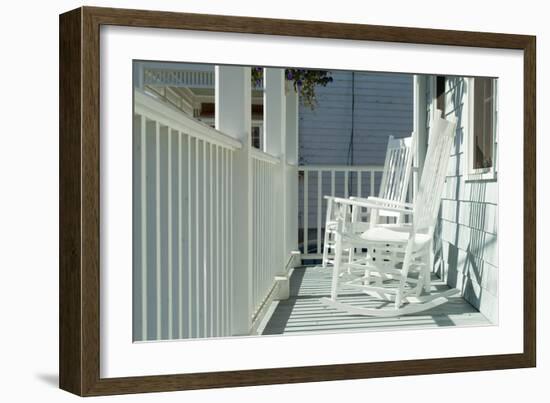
left=378, top=134, right=416, bottom=204
left=414, top=115, right=457, bottom=233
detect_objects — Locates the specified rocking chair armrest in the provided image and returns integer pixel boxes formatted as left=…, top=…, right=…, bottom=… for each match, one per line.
left=326, top=195, right=413, bottom=211
left=332, top=197, right=414, bottom=215
left=353, top=196, right=414, bottom=209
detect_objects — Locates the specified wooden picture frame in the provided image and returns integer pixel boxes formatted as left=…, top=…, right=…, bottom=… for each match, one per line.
left=59, top=6, right=536, bottom=396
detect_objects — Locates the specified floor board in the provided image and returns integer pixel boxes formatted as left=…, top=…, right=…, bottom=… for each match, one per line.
left=260, top=266, right=492, bottom=335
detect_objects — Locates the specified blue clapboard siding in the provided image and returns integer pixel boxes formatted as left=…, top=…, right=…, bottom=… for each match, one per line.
left=297, top=71, right=414, bottom=243
left=298, top=71, right=413, bottom=166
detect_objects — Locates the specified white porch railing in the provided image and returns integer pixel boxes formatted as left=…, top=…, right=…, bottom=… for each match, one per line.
left=298, top=165, right=385, bottom=260
left=143, top=67, right=263, bottom=89
left=144, top=68, right=215, bottom=88
left=251, top=149, right=282, bottom=318
left=133, top=91, right=241, bottom=341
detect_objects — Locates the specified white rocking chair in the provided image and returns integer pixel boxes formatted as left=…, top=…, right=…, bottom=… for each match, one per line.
left=321, top=133, right=416, bottom=268
left=321, top=114, right=459, bottom=317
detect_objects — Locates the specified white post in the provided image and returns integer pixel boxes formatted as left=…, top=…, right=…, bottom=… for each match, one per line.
left=264, top=68, right=289, bottom=299
left=413, top=75, right=428, bottom=200
left=285, top=85, right=299, bottom=264
left=413, top=74, right=432, bottom=276
left=263, top=68, right=286, bottom=156
left=133, top=62, right=145, bottom=90
left=215, top=66, right=252, bottom=336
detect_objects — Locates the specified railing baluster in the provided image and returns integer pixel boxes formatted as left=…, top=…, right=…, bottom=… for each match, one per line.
left=140, top=115, right=147, bottom=341
left=187, top=135, right=196, bottom=337
left=167, top=129, right=173, bottom=339
left=259, top=160, right=262, bottom=310
left=215, top=145, right=220, bottom=336
left=155, top=121, right=161, bottom=340
left=266, top=164, right=273, bottom=302
left=267, top=164, right=270, bottom=300
left=220, top=149, right=225, bottom=336
left=270, top=164, right=274, bottom=295
left=225, top=150, right=230, bottom=335
left=194, top=138, right=200, bottom=338
left=203, top=142, right=207, bottom=337
left=229, top=152, right=234, bottom=333
left=209, top=143, right=214, bottom=337
left=344, top=171, right=349, bottom=198
left=261, top=162, right=265, bottom=311
left=303, top=171, right=308, bottom=256
left=177, top=131, right=183, bottom=339
left=317, top=171, right=322, bottom=254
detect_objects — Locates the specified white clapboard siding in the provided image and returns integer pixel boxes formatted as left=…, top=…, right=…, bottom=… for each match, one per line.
left=133, top=91, right=240, bottom=341
left=430, top=77, right=499, bottom=324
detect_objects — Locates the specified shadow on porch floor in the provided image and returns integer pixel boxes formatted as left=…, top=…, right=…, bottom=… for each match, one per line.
left=258, top=266, right=492, bottom=335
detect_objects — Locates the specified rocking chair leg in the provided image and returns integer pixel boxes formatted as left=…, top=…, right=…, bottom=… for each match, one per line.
left=330, top=232, right=343, bottom=300
left=363, top=269, right=371, bottom=285
left=395, top=240, right=414, bottom=308
left=424, top=265, right=431, bottom=293
left=322, top=199, right=334, bottom=268
left=322, top=231, right=330, bottom=268
left=348, top=247, right=355, bottom=269
left=322, top=228, right=332, bottom=269
left=415, top=270, right=424, bottom=297
left=425, top=242, right=434, bottom=293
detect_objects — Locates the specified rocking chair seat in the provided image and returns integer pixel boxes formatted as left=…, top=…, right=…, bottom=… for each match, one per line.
left=357, top=226, right=431, bottom=251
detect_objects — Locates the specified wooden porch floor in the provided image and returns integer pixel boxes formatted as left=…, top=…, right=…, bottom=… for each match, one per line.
left=259, top=266, right=492, bottom=335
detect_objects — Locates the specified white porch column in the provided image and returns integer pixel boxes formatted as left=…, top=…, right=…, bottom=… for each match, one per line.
left=263, top=68, right=287, bottom=275
left=263, top=68, right=286, bottom=156
left=285, top=86, right=299, bottom=262
left=413, top=75, right=428, bottom=200
left=215, top=66, right=252, bottom=336
left=413, top=74, right=435, bottom=277
left=133, top=62, right=144, bottom=90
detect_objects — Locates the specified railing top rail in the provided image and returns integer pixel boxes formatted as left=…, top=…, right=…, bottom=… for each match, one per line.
left=251, top=148, right=280, bottom=165
left=298, top=164, right=384, bottom=172
left=134, top=90, right=242, bottom=151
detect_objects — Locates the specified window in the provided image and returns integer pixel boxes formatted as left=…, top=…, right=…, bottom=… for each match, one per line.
left=468, top=77, right=497, bottom=179
left=251, top=124, right=263, bottom=149
left=472, top=78, right=495, bottom=169
left=435, top=75, right=446, bottom=116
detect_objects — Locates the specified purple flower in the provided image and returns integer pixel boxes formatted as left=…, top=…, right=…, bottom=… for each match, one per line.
left=286, top=71, right=293, bottom=80
left=296, top=80, right=303, bottom=87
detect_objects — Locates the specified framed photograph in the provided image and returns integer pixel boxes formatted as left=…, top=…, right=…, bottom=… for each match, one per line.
left=59, top=6, right=536, bottom=396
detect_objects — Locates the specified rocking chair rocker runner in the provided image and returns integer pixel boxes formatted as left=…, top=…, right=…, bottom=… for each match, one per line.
left=321, top=114, right=458, bottom=317
left=321, top=133, right=417, bottom=268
